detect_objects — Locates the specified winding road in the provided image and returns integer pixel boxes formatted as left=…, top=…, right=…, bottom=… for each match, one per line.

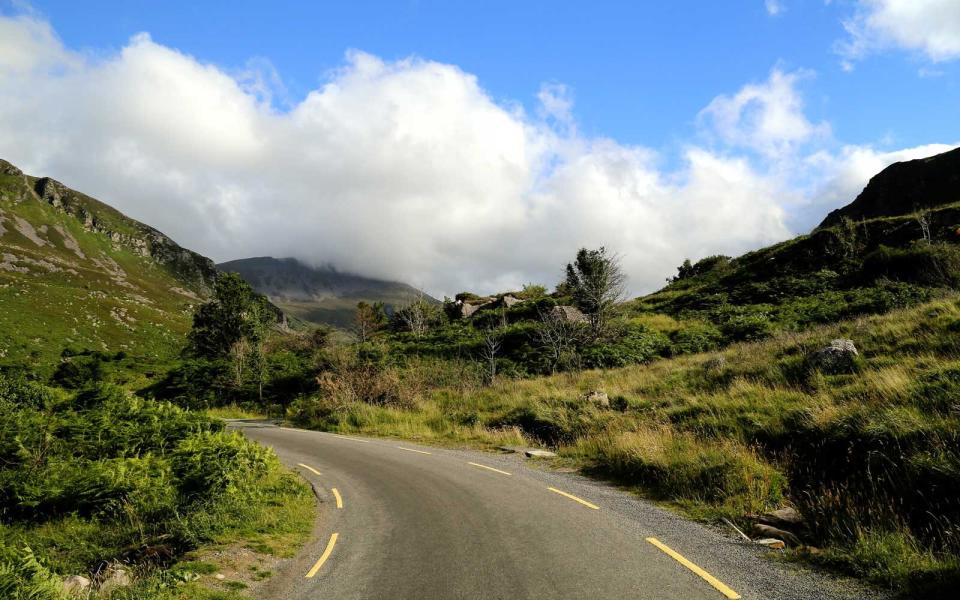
left=230, top=421, right=880, bottom=600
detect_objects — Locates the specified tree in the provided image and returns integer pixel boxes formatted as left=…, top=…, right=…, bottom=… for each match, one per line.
left=394, top=292, right=438, bottom=338
left=479, top=309, right=507, bottom=383
left=353, top=301, right=387, bottom=342
left=187, top=273, right=274, bottom=359
left=564, top=247, right=626, bottom=337
left=536, top=307, right=587, bottom=373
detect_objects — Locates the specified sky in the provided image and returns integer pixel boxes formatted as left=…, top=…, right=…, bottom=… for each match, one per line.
left=0, top=0, right=958, bottom=297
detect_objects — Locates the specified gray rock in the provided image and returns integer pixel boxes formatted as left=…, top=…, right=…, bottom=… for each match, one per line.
left=754, top=538, right=786, bottom=550
left=752, top=523, right=802, bottom=547
left=0, top=159, right=23, bottom=176
left=63, top=575, right=91, bottom=594
left=550, top=305, right=588, bottom=323
left=97, top=564, right=131, bottom=593
left=525, top=449, right=557, bottom=458
left=501, top=295, right=522, bottom=308
left=583, top=390, right=610, bottom=408
left=807, top=339, right=859, bottom=374
left=761, top=506, right=803, bottom=528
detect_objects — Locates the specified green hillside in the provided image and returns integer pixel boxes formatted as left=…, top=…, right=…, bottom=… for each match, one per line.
left=0, top=159, right=217, bottom=375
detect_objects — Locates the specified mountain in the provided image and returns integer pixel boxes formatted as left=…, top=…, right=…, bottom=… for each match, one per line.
left=632, top=145, right=960, bottom=340
left=820, top=145, right=960, bottom=228
left=0, top=159, right=217, bottom=372
left=218, top=256, right=433, bottom=328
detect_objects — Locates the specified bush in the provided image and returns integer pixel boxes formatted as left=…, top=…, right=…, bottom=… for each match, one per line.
left=0, top=546, right=66, bottom=600
left=862, top=242, right=960, bottom=288
left=171, top=431, right=277, bottom=502
left=670, top=322, right=722, bottom=355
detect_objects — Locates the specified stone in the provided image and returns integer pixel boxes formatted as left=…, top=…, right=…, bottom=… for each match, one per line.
left=583, top=390, right=610, bottom=408
left=524, top=449, right=557, bottom=458
left=97, top=564, right=131, bottom=593
left=752, top=523, right=802, bottom=547
left=550, top=305, right=588, bottom=323
left=214, top=573, right=226, bottom=580
left=807, top=339, right=858, bottom=374
left=761, top=506, right=803, bottom=528
left=460, top=302, right=480, bottom=318
left=501, top=295, right=522, bottom=308
left=63, top=575, right=91, bottom=594
left=754, top=538, right=786, bottom=550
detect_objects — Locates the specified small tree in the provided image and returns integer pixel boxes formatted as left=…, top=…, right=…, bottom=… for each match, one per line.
left=916, top=208, right=933, bottom=244
left=479, top=309, right=507, bottom=383
left=564, top=247, right=627, bottom=337
left=353, top=301, right=387, bottom=342
left=536, top=307, right=587, bottom=373
left=394, top=292, right=438, bottom=338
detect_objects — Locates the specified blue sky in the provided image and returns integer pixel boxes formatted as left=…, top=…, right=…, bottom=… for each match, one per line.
left=1, top=1, right=958, bottom=294
left=23, top=0, right=960, bottom=151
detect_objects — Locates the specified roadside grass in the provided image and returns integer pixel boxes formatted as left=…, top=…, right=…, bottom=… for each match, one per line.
left=289, top=295, right=960, bottom=595
left=205, top=405, right=267, bottom=420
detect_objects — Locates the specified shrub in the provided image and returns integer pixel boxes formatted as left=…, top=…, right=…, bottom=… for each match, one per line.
left=0, top=546, right=66, bottom=600
left=669, top=322, right=722, bottom=355
left=171, top=431, right=276, bottom=502
left=862, top=242, right=960, bottom=287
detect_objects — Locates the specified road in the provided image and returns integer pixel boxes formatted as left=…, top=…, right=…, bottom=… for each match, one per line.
left=231, top=421, right=880, bottom=600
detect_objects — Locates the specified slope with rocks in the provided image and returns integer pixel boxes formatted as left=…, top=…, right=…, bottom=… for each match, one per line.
left=219, top=256, right=434, bottom=328
left=0, top=159, right=217, bottom=372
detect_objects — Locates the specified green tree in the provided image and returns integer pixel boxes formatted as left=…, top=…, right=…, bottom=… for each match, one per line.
left=187, top=274, right=274, bottom=360
left=564, top=247, right=626, bottom=336
left=353, top=301, right=388, bottom=342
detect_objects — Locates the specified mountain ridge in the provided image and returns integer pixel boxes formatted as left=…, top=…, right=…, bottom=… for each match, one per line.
left=218, top=256, right=434, bottom=328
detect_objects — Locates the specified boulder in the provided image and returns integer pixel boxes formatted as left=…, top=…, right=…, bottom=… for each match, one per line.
left=550, top=305, right=588, bottom=323
left=63, top=575, right=91, bottom=594
left=807, top=339, right=858, bottom=374
left=582, top=390, right=610, bottom=408
left=97, top=564, right=131, bottom=593
left=760, top=507, right=803, bottom=528
left=752, top=523, right=802, bottom=547
left=501, top=294, right=522, bottom=308
left=524, top=449, right=557, bottom=458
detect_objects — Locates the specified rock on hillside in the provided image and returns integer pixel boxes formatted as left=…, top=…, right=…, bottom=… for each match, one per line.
left=819, top=145, right=960, bottom=228
left=219, top=256, right=435, bottom=328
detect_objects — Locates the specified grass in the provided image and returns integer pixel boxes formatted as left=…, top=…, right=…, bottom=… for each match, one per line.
left=289, top=294, right=960, bottom=595
left=205, top=405, right=267, bottom=420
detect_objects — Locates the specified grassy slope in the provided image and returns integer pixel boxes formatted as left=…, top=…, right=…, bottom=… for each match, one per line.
left=0, top=172, right=202, bottom=374
left=291, top=295, right=960, bottom=594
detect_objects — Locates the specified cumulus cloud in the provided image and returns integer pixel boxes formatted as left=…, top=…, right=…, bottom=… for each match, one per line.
left=838, top=0, right=960, bottom=66
left=0, top=14, right=950, bottom=297
left=765, top=1, right=785, bottom=16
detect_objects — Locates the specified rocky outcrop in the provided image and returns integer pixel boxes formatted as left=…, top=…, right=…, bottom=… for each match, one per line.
left=819, top=145, right=960, bottom=228
left=551, top=305, right=588, bottom=323
left=25, top=173, right=217, bottom=294
left=0, top=159, right=23, bottom=176
left=807, top=339, right=859, bottom=374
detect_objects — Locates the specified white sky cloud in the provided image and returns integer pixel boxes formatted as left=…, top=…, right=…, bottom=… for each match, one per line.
left=0, top=14, right=952, bottom=297
left=765, top=1, right=785, bottom=16
left=838, top=0, right=960, bottom=66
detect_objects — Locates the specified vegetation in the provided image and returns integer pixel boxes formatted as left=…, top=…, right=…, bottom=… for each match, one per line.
left=0, top=370, right=313, bottom=598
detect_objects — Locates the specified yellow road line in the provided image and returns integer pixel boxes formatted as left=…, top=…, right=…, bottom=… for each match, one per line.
left=645, top=537, right=740, bottom=600
left=297, top=463, right=322, bottom=476
left=467, top=462, right=511, bottom=476
left=547, top=487, right=600, bottom=510
left=328, top=433, right=370, bottom=443
left=332, top=487, right=343, bottom=509
left=397, top=446, right=432, bottom=455
left=305, top=533, right=339, bottom=578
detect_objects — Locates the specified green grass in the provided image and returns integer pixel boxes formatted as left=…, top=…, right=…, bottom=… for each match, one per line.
left=289, top=295, right=960, bottom=595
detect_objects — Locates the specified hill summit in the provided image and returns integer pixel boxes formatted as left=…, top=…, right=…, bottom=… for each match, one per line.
left=218, top=256, right=433, bottom=328
left=819, top=145, right=960, bottom=227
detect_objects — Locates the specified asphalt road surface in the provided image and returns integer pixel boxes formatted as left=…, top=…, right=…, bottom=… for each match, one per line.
left=231, top=421, right=882, bottom=600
